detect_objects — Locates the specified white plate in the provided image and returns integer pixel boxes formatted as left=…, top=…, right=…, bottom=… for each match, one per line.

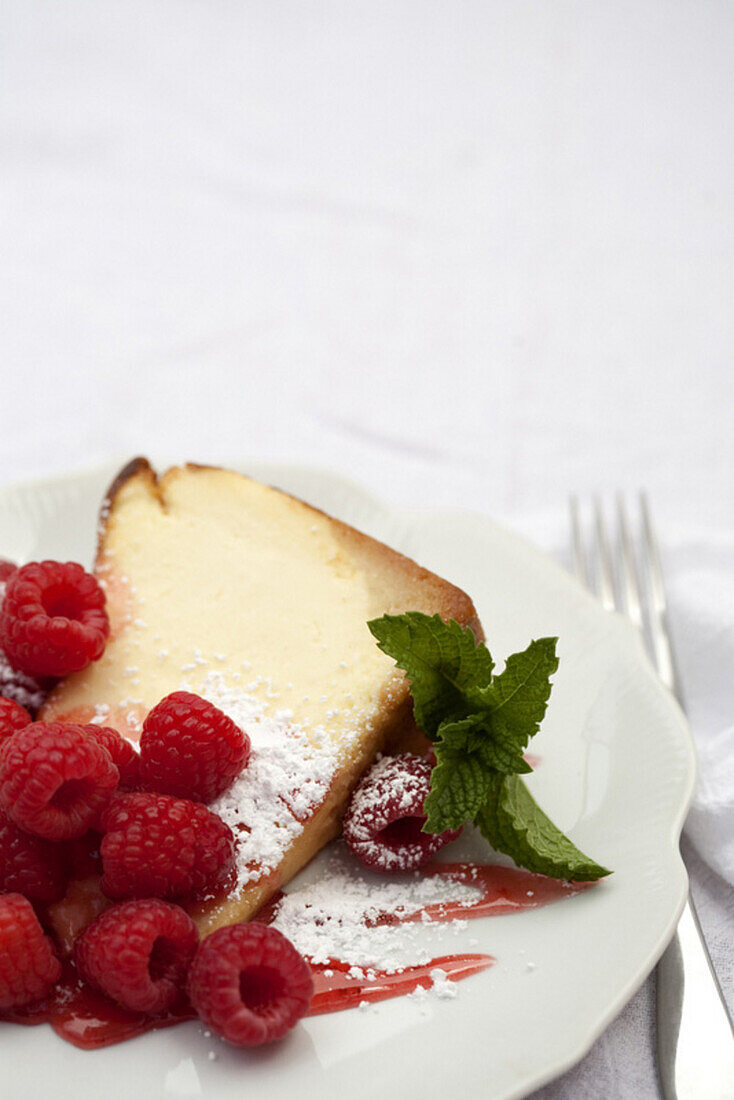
left=0, top=459, right=695, bottom=1100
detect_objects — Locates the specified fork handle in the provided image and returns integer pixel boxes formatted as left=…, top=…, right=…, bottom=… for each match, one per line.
left=656, top=893, right=734, bottom=1098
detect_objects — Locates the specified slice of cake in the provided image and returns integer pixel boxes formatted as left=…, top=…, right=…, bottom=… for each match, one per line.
left=41, top=460, right=482, bottom=935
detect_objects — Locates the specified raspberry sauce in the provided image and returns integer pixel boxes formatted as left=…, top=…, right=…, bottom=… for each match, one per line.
left=375, top=861, right=589, bottom=923
left=1, top=962, right=196, bottom=1049
left=309, top=954, right=493, bottom=1014
left=0, top=862, right=591, bottom=1049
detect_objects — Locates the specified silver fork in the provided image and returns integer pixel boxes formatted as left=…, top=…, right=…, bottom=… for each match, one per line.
left=570, top=494, right=734, bottom=1100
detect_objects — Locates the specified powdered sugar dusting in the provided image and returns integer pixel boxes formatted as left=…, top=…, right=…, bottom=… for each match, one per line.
left=0, top=649, right=49, bottom=712
left=270, top=849, right=482, bottom=973
left=199, top=673, right=343, bottom=893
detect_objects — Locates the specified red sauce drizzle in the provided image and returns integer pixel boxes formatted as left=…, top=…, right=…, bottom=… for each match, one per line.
left=3, top=963, right=196, bottom=1049
left=378, top=861, right=590, bottom=924
left=1, top=863, right=590, bottom=1049
left=309, top=954, right=493, bottom=1015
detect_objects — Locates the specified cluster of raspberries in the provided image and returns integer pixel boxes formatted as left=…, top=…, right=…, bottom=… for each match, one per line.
left=0, top=559, right=313, bottom=1047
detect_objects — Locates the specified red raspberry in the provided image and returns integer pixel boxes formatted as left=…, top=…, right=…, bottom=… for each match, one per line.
left=0, top=808, right=67, bottom=901
left=83, top=725, right=140, bottom=790
left=100, top=792, right=235, bottom=901
left=75, top=899, right=199, bottom=1014
left=0, top=559, right=17, bottom=583
left=187, top=923, right=313, bottom=1046
left=0, top=721, right=119, bottom=840
left=0, top=561, right=109, bottom=678
left=139, top=691, right=250, bottom=803
left=0, top=696, right=31, bottom=743
left=343, top=753, right=461, bottom=872
left=0, top=564, right=52, bottom=715
left=0, top=893, right=62, bottom=1008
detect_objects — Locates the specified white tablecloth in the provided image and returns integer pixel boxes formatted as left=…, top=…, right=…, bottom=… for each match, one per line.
left=1, top=3, right=732, bottom=1095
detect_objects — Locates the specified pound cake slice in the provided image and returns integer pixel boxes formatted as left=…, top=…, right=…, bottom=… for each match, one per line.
left=41, top=459, right=482, bottom=935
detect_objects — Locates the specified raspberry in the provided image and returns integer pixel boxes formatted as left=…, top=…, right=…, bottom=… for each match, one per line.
left=100, top=792, right=235, bottom=901
left=0, top=561, right=109, bottom=678
left=83, top=725, right=140, bottom=790
left=0, top=696, right=31, bottom=743
left=343, top=753, right=461, bottom=872
left=187, top=923, right=313, bottom=1046
left=0, top=808, right=67, bottom=901
left=0, top=893, right=62, bottom=1008
left=0, top=559, right=17, bottom=583
left=75, top=899, right=199, bottom=1014
left=0, top=721, right=119, bottom=840
left=0, top=565, right=52, bottom=715
left=139, top=691, right=250, bottom=803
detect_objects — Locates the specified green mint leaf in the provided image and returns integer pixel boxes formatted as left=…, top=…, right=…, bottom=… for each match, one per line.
left=422, top=724, right=494, bottom=832
left=367, top=612, right=493, bottom=739
left=484, top=638, right=559, bottom=754
left=422, top=713, right=531, bottom=835
left=475, top=774, right=611, bottom=882
left=473, top=728, right=533, bottom=775
left=434, top=713, right=532, bottom=776
left=423, top=750, right=490, bottom=833
left=432, top=716, right=484, bottom=754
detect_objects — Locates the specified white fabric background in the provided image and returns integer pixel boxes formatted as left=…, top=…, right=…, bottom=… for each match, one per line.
left=0, top=2, right=732, bottom=1095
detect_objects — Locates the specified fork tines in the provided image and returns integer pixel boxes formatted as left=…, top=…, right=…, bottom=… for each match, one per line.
left=569, top=494, right=681, bottom=700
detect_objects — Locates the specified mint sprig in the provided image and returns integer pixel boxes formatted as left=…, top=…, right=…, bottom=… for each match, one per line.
left=367, top=612, right=610, bottom=882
